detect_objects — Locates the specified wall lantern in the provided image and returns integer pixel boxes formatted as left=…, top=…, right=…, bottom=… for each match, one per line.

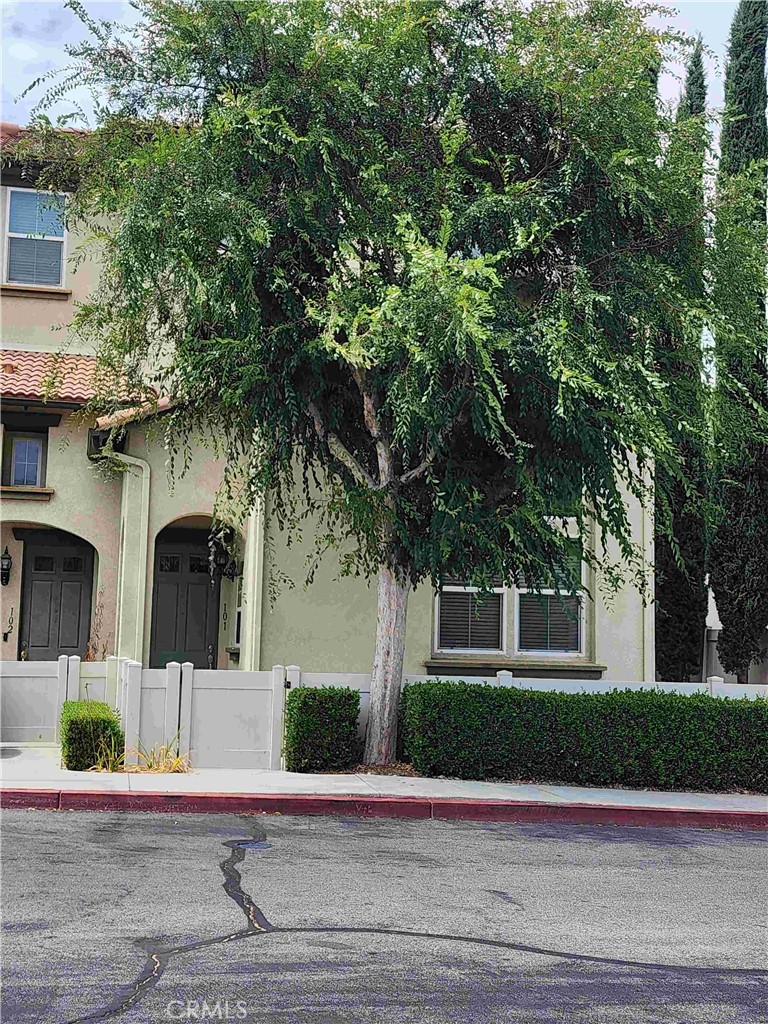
left=208, top=534, right=241, bottom=590
left=212, top=544, right=230, bottom=584
left=1, top=547, right=12, bottom=587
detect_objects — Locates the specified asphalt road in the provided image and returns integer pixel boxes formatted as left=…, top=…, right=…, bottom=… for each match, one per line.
left=1, top=810, right=766, bottom=1024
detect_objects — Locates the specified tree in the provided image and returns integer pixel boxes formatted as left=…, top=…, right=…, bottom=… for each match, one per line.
left=15, top=0, right=762, bottom=758
left=677, top=36, right=707, bottom=123
left=719, top=0, right=768, bottom=183
left=709, top=0, right=768, bottom=682
left=653, top=37, right=710, bottom=682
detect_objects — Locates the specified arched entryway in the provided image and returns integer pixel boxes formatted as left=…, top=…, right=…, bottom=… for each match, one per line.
left=149, top=517, right=239, bottom=669
left=13, top=527, right=95, bottom=661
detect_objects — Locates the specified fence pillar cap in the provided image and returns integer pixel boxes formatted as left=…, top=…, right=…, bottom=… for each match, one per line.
left=706, top=675, right=724, bottom=684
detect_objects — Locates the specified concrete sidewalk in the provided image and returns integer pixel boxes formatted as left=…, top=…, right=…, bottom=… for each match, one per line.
left=2, top=743, right=766, bottom=829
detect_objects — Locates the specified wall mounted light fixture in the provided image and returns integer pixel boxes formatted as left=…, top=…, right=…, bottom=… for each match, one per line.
left=0, top=547, right=12, bottom=587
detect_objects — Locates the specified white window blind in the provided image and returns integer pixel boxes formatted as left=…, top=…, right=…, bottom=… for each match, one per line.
left=6, top=190, right=65, bottom=287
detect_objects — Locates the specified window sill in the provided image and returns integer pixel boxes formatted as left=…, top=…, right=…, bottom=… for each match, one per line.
left=1, top=485, right=54, bottom=501
left=425, top=656, right=606, bottom=680
left=1, top=284, right=71, bottom=300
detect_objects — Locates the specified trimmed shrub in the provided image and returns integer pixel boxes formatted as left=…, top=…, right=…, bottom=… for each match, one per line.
left=402, top=682, right=768, bottom=792
left=284, top=686, right=361, bottom=773
left=60, top=700, right=125, bottom=772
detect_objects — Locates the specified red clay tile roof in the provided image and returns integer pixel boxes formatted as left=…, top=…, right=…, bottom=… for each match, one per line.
left=0, top=349, right=98, bottom=405
left=0, top=122, right=24, bottom=146
left=1, top=121, right=87, bottom=147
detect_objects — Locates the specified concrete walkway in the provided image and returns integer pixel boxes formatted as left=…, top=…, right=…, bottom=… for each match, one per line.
left=2, top=744, right=766, bottom=828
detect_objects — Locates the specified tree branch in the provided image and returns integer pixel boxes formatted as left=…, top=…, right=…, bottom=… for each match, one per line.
left=351, top=368, right=395, bottom=486
left=306, top=398, right=380, bottom=490
left=399, top=449, right=435, bottom=485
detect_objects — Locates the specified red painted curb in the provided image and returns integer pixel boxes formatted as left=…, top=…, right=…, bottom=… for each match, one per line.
left=0, top=788, right=60, bottom=810
left=56, top=791, right=433, bottom=819
left=430, top=798, right=768, bottom=831
left=2, top=789, right=765, bottom=829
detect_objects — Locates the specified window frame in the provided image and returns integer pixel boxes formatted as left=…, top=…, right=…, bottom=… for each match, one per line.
left=514, top=563, right=585, bottom=658
left=434, top=582, right=508, bottom=655
left=4, top=186, right=68, bottom=288
left=2, top=431, right=48, bottom=488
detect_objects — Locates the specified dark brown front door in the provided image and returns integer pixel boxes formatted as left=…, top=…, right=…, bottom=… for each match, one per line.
left=18, top=531, right=94, bottom=661
left=150, top=529, right=220, bottom=669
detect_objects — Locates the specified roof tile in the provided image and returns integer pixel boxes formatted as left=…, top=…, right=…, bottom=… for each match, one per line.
left=1, top=349, right=98, bottom=405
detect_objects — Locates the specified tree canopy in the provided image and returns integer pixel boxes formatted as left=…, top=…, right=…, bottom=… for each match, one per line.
left=710, top=0, right=768, bottom=680
left=12, top=0, right=768, bottom=750
left=653, top=35, right=709, bottom=683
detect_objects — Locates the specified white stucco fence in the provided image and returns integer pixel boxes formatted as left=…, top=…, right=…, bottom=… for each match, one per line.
left=116, top=660, right=286, bottom=769
left=1, top=660, right=765, bottom=763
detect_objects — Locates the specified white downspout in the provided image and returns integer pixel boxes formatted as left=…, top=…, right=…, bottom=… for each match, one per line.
left=113, top=452, right=151, bottom=662
left=642, top=466, right=655, bottom=683
left=240, top=497, right=265, bottom=672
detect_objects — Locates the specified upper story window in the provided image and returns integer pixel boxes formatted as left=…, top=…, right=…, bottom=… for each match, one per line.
left=5, top=189, right=66, bottom=288
left=2, top=431, right=48, bottom=487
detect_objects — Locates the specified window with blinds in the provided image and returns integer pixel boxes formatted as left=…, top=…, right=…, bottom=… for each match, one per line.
left=6, top=189, right=65, bottom=287
left=437, top=584, right=504, bottom=652
left=516, top=549, right=583, bottom=654
left=518, top=593, right=581, bottom=652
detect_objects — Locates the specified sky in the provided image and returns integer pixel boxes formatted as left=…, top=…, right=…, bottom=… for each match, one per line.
left=1, top=0, right=743, bottom=126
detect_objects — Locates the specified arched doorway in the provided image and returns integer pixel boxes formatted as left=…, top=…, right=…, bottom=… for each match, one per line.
left=149, top=520, right=221, bottom=669
left=14, top=528, right=95, bottom=661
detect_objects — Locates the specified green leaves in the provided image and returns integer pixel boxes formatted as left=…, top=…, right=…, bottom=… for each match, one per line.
left=402, top=682, right=768, bottom=792
left=709, top=0, right=768, bottom=678
left=60, top=700, right=125, bottom=772
left=16, top=0, right=763, bottom=608
left=284, top=686, right=361, bottom=772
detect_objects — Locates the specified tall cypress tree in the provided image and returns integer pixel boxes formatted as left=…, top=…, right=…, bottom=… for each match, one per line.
left=654, top=37, right=709, bottom=682
left=720, top=0, right=768, bottom=183
left=678, top=36, right=707, bottom=122
left=710, top=0, right=768, bottom=682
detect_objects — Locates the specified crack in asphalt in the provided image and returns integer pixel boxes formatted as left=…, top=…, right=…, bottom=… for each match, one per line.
left=61, top=819, right=768, bottom=1023
left=63, top=827, right=274, bottom=1023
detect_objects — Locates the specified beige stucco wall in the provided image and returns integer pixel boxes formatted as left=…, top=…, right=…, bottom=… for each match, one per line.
left=256, top=487, right=654, bottom=681
left=0, top=415, right=122, bottom=659
left=592, top=486, right=655, bottom=682
left=258, top=517, right=434, bottom=673
left=122, top=425, right=244, bottom=668
left=0, top=184, right=101, bottom=355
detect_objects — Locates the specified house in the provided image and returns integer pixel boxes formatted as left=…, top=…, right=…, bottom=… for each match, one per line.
left=1, top=122, right=659, bottom=682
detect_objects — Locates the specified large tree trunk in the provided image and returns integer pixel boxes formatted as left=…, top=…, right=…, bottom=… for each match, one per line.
left=364, top=563, right=412, bottom=765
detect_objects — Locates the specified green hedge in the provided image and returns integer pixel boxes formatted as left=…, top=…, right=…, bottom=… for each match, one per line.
left=61, top=700, right=125, bottom=772
left=284, top=686, right=361, bottom=773
left=401, top=682, right=768, bottom=792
